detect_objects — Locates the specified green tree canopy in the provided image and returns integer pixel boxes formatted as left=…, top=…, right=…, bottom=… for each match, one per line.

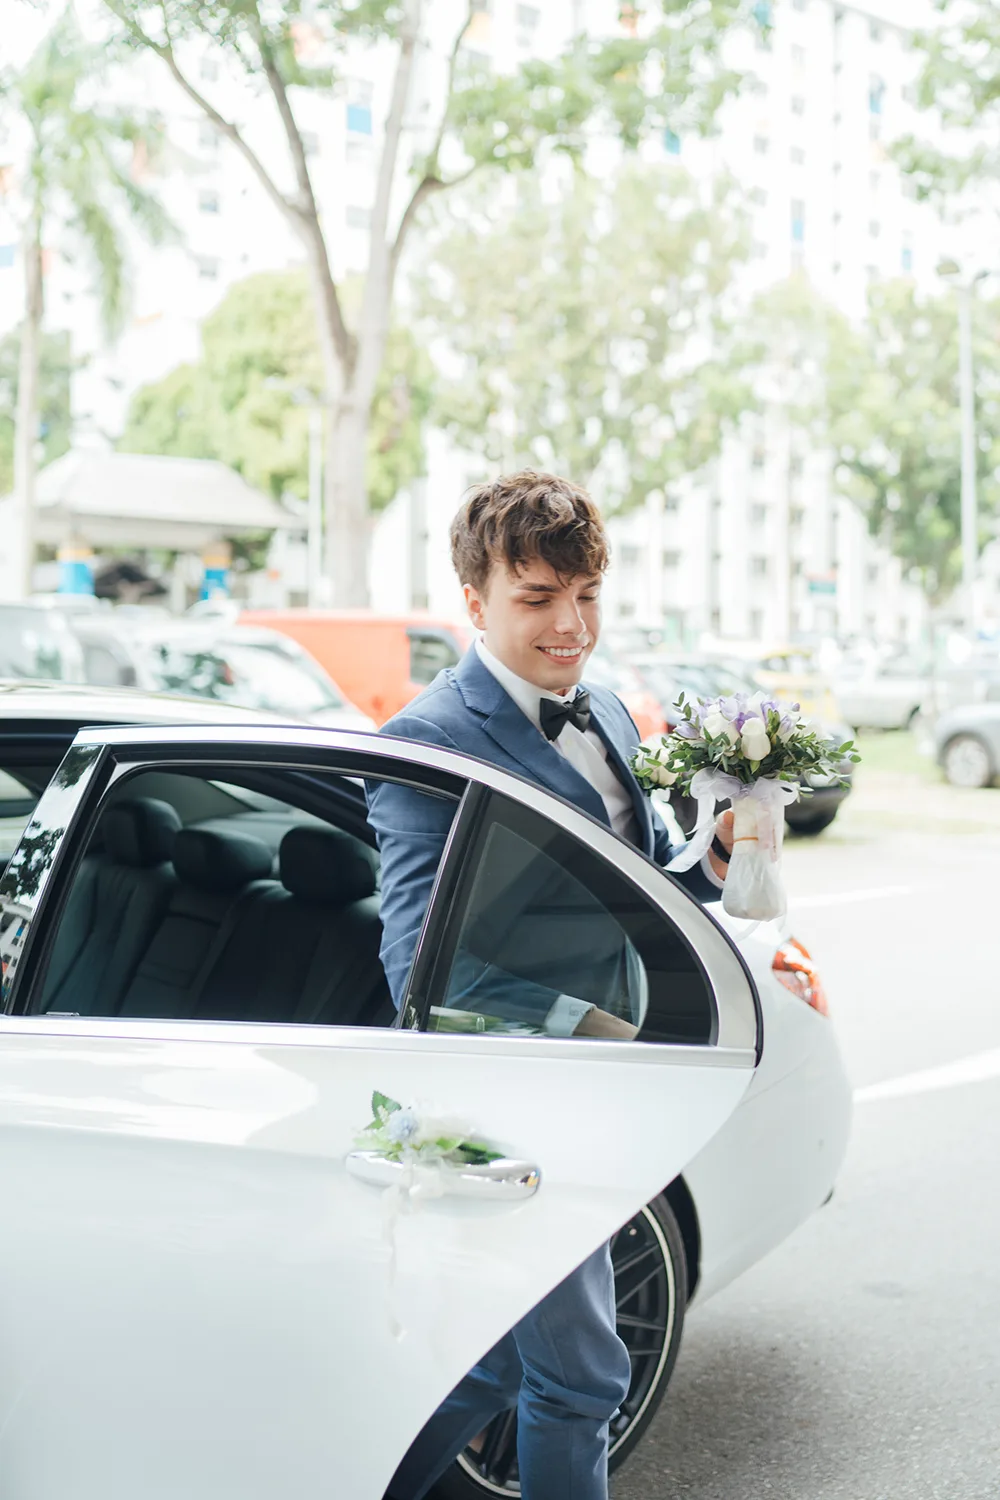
left=894, top=0, right=1000, bottom=203
left=415, top=163, right=753, bottom=512
left=119, top=269, right=432, bottom=511
left=826, top=280, right=1000, bottom=603
left=101, top=0, right=764, bottom=601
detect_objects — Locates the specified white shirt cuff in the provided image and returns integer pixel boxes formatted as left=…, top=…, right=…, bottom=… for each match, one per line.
left=544, top=995, right=596, bottom=1037
left=701, top=849, right=726, bottom=892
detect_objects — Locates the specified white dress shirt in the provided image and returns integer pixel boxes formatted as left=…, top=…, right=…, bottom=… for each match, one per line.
left=476, top=639, right=639, bottom=844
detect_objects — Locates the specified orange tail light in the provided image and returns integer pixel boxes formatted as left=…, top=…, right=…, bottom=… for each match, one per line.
left=772, top=937, right=829, bottom=1016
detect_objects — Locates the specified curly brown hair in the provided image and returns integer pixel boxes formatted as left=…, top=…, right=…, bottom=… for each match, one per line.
left=450, top=470, right=609, bottom=594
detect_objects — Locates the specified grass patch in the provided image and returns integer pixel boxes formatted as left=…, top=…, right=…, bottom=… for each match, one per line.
left=853, top=729, right=939, bottom=783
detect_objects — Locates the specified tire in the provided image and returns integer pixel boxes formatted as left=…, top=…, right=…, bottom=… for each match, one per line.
left=943, top=734, right=994, bottom=789
left=427, top=1195, right=688, bottom=1500
left=786, top=807, right=839, bottom=837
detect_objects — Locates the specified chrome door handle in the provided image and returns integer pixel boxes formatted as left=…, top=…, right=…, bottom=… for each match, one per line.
left=346, top=1151, right=541, bottom=1201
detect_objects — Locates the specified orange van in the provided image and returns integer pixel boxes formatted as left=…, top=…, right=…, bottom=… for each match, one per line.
left=237, top=611, right=473, bottom=726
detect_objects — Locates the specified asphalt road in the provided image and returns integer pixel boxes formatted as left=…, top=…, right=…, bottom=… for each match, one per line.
left=614, top=765, right=1000, bottom=1500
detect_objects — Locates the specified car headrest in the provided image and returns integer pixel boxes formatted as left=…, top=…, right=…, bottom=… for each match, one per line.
left=103, top=798, right=181, bottom=868
left=173, top=828, right=273, bottom=893
left=279, top=825, right=377, bottom=905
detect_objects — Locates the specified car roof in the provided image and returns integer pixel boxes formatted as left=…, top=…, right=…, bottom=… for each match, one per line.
left=0, top=679, right=299, bottom=728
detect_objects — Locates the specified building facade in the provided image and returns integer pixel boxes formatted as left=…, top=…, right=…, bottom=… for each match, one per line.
left=0, top=0, right=950, bottom=644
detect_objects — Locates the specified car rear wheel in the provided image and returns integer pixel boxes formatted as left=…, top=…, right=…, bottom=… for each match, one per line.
left=943, top=734, right=994, bottom=789
left=427, top=1195, right=688, bottom=1500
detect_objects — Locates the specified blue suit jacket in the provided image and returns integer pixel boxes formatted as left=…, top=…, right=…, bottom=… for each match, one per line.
left=366, top=646, right=719, bottom=1013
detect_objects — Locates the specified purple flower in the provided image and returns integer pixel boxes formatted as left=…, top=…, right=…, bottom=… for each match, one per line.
left=675, top=719, right=702, bottom=740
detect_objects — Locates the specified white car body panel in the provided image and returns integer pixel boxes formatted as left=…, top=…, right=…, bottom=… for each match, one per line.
left=0, top=724, right=764, bottom=1500
left=0, top=1019, right=753, bottom=1500
left=684, top=911, right=852, bottom=1305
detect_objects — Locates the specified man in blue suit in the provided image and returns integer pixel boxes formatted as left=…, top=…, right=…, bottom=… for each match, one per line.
left=368, top=471, right=733, bottom=1500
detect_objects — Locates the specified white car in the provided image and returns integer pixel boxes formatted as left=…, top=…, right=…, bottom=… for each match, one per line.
left=0, top=685, right=851, bottom=1500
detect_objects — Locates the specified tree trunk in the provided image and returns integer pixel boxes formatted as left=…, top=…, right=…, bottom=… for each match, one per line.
left=14, top=220, right=43, bottom=600
left=325, top=392, right=372, bottom=607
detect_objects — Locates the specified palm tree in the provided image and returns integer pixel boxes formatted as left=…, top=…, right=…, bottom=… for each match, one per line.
left=2, top=11, right=171, bottom=597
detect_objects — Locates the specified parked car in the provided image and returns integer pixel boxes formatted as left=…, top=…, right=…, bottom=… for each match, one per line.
left=628, top=652, right=855, bottom=838
left=0, top=601, right=86, bottom=684
left=0, top=684, right=850, bottom=1499
left=753, top=644, right=842, bottom=726
left=69, top=616, right=374, bottom=730
left=930, top=702, right=1000, bottom=787
left=832, top=651, right=931, bottom=731
left=238, top=609, right=475, bottom=724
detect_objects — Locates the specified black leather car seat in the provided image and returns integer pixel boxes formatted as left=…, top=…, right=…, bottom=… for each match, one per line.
left=40, top=797, right=181, bottom=1015
left=116, top=827, right=274, bottom=1019
left=191, top=824, right=390, bottom=1027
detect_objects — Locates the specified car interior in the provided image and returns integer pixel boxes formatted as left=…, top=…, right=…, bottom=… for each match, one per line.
left=26, top=764, right=456, bottom=1030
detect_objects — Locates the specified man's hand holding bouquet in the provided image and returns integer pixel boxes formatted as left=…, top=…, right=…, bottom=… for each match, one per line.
left=631, top=693, right=859, bottom=921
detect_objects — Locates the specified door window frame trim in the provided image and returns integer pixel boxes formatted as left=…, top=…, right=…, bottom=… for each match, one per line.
left=7, top=724, right=761, bottom=1056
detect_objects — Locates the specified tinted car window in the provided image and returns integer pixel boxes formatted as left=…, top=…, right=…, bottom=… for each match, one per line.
left=15, top=762, right=454, bottom=1032
left=426, top=794, right=714, bottom=1045
left=409, top=631, right=461, bottom=686
left=0, top=770, right=40, bottom=869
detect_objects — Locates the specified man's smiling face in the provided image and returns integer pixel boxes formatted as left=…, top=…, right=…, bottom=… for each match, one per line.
left=464, top=558, right=601, bottom=695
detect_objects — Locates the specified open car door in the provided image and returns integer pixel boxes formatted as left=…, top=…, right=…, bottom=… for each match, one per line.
left=0, top=727, right=760, bottom=1500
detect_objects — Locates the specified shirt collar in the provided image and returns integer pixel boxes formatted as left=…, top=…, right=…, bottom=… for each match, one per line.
left=475, top=638, right=578, bottom=732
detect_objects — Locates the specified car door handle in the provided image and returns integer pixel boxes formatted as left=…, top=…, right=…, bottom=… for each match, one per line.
left=346, top=1151, right=541, bottom=1201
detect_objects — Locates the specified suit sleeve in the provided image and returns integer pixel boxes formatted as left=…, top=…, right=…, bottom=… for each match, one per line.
left=365, top=715, right=464, bottom=1011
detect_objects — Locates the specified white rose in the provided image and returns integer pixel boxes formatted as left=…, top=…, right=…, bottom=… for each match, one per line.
left=703, top=710, right=740, bottom=744
left=651, top=765, right=677, bottom=787
left=741, top=720, right=771, bottom=761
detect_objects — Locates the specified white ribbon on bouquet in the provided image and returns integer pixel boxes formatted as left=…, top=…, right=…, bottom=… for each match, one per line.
left=666, top=769, right=800, bottom=875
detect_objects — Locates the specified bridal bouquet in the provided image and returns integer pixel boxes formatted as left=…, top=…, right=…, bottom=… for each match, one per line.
left=631, top=694, right=858, bottom=921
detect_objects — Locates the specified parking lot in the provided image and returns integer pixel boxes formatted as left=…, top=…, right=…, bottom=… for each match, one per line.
left=614, top=734, right=1000, bottom=1500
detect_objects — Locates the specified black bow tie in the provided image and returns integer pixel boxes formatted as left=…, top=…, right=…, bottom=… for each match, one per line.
left=539, top=689, right=591, bottom=741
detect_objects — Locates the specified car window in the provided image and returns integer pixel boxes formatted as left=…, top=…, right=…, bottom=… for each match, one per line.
left=423, top=793, right=714, bottom=1045
left=0, top=607, right=80, bottom=681
left=15, top=760, right=456, bottom=1032
left=219, top=641, right=346, bottom=712
left=408, top=630, right=461, bottom=686
left=0, top=769, right=40, bottom=869
left=143, top=639, right=345, bottom=716
left=82, top=642, right=134, bottom=687
left=0, top=744, right=104, bottom=1005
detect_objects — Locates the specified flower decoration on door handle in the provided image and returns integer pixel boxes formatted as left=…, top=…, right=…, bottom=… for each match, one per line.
left=347, top=1092, right=541, bottom=1341
left=346, top=1091, right=541, bottom=1202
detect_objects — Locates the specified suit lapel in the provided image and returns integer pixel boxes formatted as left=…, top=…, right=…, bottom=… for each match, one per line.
left=452, top=648, right=611, bottom=827
left=587, top=694, right=655, bottom=856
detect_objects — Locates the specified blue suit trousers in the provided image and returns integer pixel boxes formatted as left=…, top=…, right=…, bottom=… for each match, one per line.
left=387, top=1243, right=631, bottom=1500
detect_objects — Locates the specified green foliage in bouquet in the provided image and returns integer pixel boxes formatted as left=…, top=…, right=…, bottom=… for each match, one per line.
left=631, top=692, right=860, bottom=795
